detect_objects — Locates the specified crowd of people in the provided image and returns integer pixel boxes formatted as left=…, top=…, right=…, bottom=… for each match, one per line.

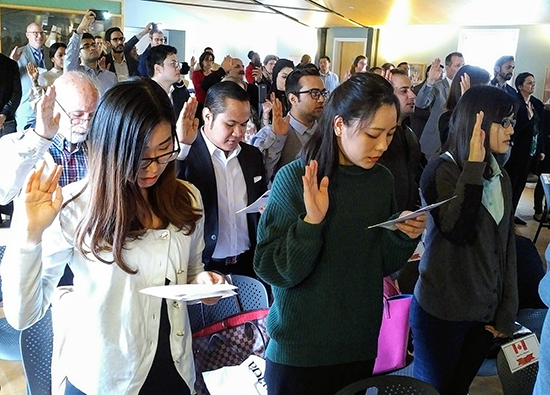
left=0, top=8, right=549, bottom=395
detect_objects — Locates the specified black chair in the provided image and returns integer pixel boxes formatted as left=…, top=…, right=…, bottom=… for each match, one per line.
left=0, top=245, right=22, bottom=361
left=336, top=375, right=440, bottom=395
left=497, top=347, right=538, bottom=395
left=20, top=307, right=54, bottom=395
left=187, top=274, right=269, bottom=332
left=533, top=173, right=550, bottom=243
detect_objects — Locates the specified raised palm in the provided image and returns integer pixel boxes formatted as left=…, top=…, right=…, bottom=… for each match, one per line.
left=302, top=160, right=329, bottom=224
left=24, top=164, right=63, bottom=241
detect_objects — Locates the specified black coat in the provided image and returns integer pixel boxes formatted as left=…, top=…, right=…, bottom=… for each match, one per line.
left=176, top=133, right=267, bottom=264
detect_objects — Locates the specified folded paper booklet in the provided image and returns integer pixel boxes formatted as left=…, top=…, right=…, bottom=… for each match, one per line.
left=140, top=284, right=237, bottom=302
left=236, top=190, right=270, bottom=214
left=367, top=196, right=457, bottom=231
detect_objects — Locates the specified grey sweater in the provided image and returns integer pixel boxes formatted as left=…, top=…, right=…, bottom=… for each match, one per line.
left=415, top=155, right=518, bottom=335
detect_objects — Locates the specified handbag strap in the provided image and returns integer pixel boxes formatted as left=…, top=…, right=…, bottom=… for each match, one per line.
left=206, top=319, right=269, bottom=361
left=193, top=309, right=270, bottom=338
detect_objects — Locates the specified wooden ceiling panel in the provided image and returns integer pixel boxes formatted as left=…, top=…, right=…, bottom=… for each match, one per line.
left=146, top=0, right=550, bottom=27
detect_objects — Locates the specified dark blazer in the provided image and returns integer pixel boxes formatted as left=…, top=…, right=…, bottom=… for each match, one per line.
left=0, top=53, right=22, bottom=123
left=176, top=133, right=267, bottom=263
left=104, top=35, right=140, bottom=78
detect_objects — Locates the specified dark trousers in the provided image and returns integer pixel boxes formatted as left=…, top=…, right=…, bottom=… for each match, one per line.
left=207, top=248, right=256, bottom=278
left=265, top=358, right=375, bottom=395
left=409, top=297, right=494, bottom=395
left=506, top=154, right=533, bottom=215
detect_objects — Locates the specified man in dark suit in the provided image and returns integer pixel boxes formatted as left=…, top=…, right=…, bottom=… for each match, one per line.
left=0, top=53, right=21, bottom=136
left=11, top=22, right=52, bottom=131
left=147, top=44, right=190, bottom=118
left=176, top=81, right=267, bottom=277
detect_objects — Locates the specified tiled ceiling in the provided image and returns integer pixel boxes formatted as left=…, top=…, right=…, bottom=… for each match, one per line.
left=143, top=0, right=550, bottom=28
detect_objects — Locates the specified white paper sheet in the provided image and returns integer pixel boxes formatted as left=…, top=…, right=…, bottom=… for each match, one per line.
left=236, top=190, right=270, bottom=214
left=139, top=283, right=237, bottom=302
left=367, top=196, right=457, bottom=230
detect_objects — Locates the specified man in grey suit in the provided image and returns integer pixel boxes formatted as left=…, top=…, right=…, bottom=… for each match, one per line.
left=11, top=22, right=52, bottom=131
left=415, top=52, right=464, bottom=159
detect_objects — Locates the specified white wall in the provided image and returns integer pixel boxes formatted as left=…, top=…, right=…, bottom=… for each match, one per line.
left=375, top=24, right=550, bottom=98
left=123, top=0, right=318, bottom=66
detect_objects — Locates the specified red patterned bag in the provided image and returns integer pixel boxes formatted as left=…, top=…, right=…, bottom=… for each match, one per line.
left=192, top=309, right=270, bottom=395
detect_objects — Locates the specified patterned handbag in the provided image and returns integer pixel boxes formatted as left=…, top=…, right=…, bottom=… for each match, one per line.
left=192, top=309, right=270, bottom=395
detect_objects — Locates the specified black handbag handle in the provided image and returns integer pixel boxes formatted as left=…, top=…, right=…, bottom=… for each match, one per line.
left=207, top=319, right=268, bottom=362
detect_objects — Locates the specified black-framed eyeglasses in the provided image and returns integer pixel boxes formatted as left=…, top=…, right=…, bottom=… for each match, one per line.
left=110, top=37, right=125, bottom=43
left=500, top=118, right=516, bottom=128
left=140, top=138, right=181, bottom=169
left=294, top=88, right=328, bottom=100
left=55, top=99, right=94, bottom=126
left=80, top=42, right=98, bottom=51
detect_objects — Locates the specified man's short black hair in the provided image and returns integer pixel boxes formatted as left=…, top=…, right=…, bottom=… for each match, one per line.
left=204, top=81, right=250, bottom=121
left=285, top=66, right=321, bottom=98
left=445, top=52, right=463, bottom=66
left=146, top=44, right=178, bottom=77
left=81, top=32, right=95, bottom=41
left=104, top=27, right=123, bottom=42
left=319, top=56, right=331, bottom=63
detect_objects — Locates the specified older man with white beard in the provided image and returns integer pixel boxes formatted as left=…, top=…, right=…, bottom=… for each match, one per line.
left=0, top=71, right=99, bottom=205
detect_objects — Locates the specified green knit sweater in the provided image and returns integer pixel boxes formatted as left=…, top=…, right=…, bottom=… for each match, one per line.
left=254, top=159, right=419, bottom=367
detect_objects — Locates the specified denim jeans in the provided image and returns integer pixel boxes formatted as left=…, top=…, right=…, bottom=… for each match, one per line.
left=409, top=297, right=494, bottom=395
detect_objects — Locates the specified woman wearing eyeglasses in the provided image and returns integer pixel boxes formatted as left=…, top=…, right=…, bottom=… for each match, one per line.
left=254, top=73, right=427, bottom=395
left=410, top=85, right=518, bottom=395
left=1, top=78, right=224, bottom=395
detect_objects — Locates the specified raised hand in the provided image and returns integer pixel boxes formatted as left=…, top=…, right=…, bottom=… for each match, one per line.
left=24, top=163, right=63, bottom=243
left=26, top=63, right=39, bottom=86
left=76, top=10, right=96, bottom=34
left=36, top=85, right=61, bottom=139
left=460, top=73, right=471, bottom=95
left=395, top=213, right=427, bottom=239
left=176, top=96, right=199, bottom=145
left=426, top=58, right=442, bottom=85
left=468, top=111, right=486, bottom=162
left=303, top=160, right=329, bottom=224
left=189, top=55, right=196, bottom=69
left=252, top=67, right=262, bottom=83
left=221, top=55, right=233, bottom=73
left=271, top=98, right=290, bottom=136
left=10, top=46, right=21, bottom=61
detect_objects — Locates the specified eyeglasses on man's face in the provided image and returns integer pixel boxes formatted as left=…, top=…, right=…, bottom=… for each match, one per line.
left=140, top=147, right=181, bottom=169
left=27, top=31, right=45, bottom=36
left=295, top=88, right=329, bottom=100
left=55, top=99, right=94, bottom=126
left=80, top=42, right=98, bottom=51
left=500, top=118, right=516, bottom=129
left=110, top=37, right=125, bottom=43
left=163, top=60, right=182, bottom=70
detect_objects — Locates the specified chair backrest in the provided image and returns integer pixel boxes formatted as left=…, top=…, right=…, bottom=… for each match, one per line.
left=0, top=317, right=21, bottom=361
left=335, top=375, right=440, bottom=395
left=230, top=274, right=269, bottom=311
left=20, top=308, right=53, bottom=395
left=187, top=275, right=269, bottom=332
left=516, top=308, right=548, bottom=341
left=188, top=295, right=241, bottom=332
left=497, top=348, right=538, bottom=395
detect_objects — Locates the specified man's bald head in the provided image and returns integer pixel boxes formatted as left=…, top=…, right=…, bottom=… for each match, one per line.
left=53, top=71, right=99, bottom=144
left=26, top=23, right=45, bottom=49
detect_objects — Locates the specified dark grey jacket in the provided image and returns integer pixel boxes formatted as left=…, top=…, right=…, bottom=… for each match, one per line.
left=415, top=154, right=518, bottom=335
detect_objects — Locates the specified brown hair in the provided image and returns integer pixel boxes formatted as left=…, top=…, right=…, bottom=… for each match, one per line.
left=68, top=79, right=202, bottom=274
